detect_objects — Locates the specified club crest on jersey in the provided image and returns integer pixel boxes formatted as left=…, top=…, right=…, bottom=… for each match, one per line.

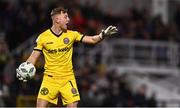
left=63, top=38, right=69, bottom=44
left=40, top=87, right=49, bottom=95
left=71, top=88, right=77, bottom=94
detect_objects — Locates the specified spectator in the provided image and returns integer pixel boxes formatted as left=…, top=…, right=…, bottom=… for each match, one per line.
left=147, top=92, right=157, bottom=107
left=133, top=84, right=148, bottom=107
left=0, top=84, right=5, bottom=107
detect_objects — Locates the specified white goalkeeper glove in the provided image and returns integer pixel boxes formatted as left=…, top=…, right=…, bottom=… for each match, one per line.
left=16, top=68, right=28, bottom=82
left=99, top=25, right=118, bottom=39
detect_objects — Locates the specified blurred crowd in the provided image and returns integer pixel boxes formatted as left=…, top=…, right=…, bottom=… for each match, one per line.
left=0, top=0, right=180, bottom=107
left=74, top=59, right=157, bottom=107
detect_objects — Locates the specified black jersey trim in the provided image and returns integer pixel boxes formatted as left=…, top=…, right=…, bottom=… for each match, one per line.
left=34, top=49, right=42, bottom=52
left=80, top=35, right=85, bottom=42
left=69, top=81, right=74, bottom=87
left=50, top=28, right=63, bottom=37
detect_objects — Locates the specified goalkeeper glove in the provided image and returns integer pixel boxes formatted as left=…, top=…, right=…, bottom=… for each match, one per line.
left=99, top=25, right=118, bottom=39
left=16, top=68, right=28, bottom=82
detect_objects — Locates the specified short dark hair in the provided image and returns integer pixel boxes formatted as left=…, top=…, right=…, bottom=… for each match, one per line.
left=50, top=7, right=68, bottom=16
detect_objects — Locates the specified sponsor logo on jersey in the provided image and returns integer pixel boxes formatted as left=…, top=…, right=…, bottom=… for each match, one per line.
left=46, top=42, right=53, bottom=44
left=47, top=47, right=70, bottom=54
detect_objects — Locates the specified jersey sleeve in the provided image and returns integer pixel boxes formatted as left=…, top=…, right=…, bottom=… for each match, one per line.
left=34, top=35, right=43, bottom=51
left=73, top=31, right=85, bottom=42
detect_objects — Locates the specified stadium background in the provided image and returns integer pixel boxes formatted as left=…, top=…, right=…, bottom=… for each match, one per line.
left=1, top=0, right=180, bottom=107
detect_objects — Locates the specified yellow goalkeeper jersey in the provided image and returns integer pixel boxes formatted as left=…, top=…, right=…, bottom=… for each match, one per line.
left=34, top=28, right=84, bottom=77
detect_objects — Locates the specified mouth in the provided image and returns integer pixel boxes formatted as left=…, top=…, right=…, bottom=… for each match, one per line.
left=65, top=22, right=69, bottom=26
left=62, top=24, right=68, bottom=30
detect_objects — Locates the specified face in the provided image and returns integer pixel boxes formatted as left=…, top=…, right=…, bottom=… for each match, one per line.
left=54, top=11, right=70, bottom=30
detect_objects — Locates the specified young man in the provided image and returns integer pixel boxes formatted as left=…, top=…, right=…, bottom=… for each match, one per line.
left=16, top=7, right=118, bottom=107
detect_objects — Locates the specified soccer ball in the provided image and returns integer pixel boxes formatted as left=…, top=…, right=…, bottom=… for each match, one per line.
left=17, top=62, right=36, bottom=79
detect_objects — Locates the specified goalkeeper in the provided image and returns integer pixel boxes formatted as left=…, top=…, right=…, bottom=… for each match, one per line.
left=16, top=6, right=118, bottom=107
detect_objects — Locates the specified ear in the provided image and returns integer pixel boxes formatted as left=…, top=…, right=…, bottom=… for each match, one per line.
left=55, top=17, right=59, bottom=23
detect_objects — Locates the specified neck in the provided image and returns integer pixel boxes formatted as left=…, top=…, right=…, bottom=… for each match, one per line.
left=51, top=25, right=62, bottom=35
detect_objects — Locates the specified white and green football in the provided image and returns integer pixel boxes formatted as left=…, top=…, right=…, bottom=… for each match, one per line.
left=17, top=62, right=36, bottom=79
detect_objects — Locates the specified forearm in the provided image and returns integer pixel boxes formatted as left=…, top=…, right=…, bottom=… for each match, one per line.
left=26, top=50, right=41, bottom=65
left=91, top=34, right=103, bottom=44
left=26, top=56, right=37, bottom=65
left=82, top=35, right=102, bottom=44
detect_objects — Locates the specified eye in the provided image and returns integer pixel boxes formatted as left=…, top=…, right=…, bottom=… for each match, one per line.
left=65, top=15, right=68, bottom=19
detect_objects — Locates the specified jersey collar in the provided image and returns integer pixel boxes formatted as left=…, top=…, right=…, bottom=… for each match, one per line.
left=50, top=28, right=63, bottom=37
